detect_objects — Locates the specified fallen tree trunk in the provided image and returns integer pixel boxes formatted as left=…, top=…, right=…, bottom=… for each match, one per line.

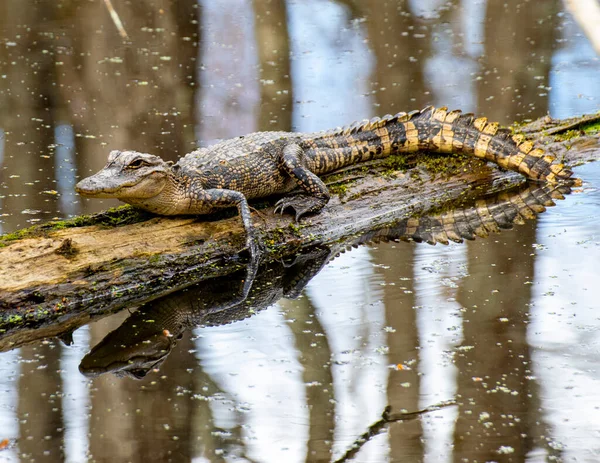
left=0, top=113, right=599, bottom=342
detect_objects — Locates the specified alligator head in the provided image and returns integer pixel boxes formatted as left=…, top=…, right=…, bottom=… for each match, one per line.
left=79, top=328, right=181, bottom=379
left=75, top=150, right=171, bottom=200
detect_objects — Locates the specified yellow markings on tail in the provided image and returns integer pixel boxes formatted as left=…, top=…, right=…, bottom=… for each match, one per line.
left=544, top=165, right=563, bottom=184
left=473, top=117, right=487, bottom=131
left=475, top=200, right=500, bottom=233
left=446, top=110, right=462, bottom=123
left=519, top=140, right=534, bottom=154
left=505, top=152, right=527, bottom=172
left=403, top=121, right=420, bottom=152
left=496, top=154, right=511, bottom=169
left=512, top=134, right=525, bottom=145
left=429, top=123, right=455, bottom=153
left=474, top=133, right=492, bottom=159
left=528, top=148, right=545, bottom=158
left=433, top=107, right=448, bottom=122
left=511, top=194, right=537, bottom=220
left=375, top=126, right=391, bottom=155
left=396, top=112, right=409, bottom=122
left=483, top=122, right=499, bottom=135
left=347, top=137, right=371, bottom=163
left=405, top=217, right=420, bottom=237
left=440, top=211, right=463, bottom=242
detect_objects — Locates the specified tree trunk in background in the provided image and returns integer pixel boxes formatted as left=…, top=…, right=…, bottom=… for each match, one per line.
left=253, top=0, right=293, bottom=131
left=362, top=0, right=432, bottom=113
left=62, top=0, right=200, bottom=163
left=281, top=295, right=335, bottom=462
left=373, top=248, right=423, bottom=461
left=18, top=343, right=65, bottom=461
left=0, top=1, right=60, bottom=231
left=477, top=0, right=559, bottom=122
left=454, top=221, right=540, bottom=461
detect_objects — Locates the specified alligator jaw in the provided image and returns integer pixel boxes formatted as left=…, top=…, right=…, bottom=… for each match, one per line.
left=75, top=169, right=143, bottom=198
left=79, top=331, right=173, bottom=379
left=75, top=166, right=169, bottom=199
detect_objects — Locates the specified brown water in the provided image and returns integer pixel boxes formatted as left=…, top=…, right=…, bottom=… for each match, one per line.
left=1, top=1, right=600, bottom=462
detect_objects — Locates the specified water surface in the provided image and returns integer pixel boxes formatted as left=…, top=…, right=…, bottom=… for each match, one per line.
left=0, top=1, right=599, bottom=461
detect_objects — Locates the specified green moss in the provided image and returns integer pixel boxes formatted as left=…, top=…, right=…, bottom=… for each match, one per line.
left=149, top=254, right=162, bottom=264
left=329, top=182, right=351, bottom=196
left=287, top=222, right=304, bottom=237
left=415, top=152, right=475, bottom=176
left=0, top=205, right=151, bottom=247
left=583, top=120, right=600, bottom=134
left=382, top=154, right=409, bottom=173
left=553, top=129, right=581, bottom=142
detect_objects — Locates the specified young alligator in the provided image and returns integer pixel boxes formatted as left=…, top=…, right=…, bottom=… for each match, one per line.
left=75, top=106, right=578, bottom=261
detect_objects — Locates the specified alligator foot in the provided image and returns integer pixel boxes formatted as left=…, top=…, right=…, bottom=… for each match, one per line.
left=274, top=195, right=328, bottom=221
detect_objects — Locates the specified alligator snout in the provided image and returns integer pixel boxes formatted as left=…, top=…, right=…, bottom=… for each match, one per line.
left=75, top=169, right=130, bottom=197
left=74, top=176, right=99, bottom=196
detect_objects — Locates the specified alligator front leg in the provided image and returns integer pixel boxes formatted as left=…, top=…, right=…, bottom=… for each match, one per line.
left=274, top=144, right=331, bottom=221
left=197, top=189, right=261, bottom=271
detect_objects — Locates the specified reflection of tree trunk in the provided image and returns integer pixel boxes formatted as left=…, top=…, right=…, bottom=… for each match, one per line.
left=18, top=343, right=64, bottom=461
left=133, top=333, right=196, bottom=461
left=454, top=222, right=539, bottom=461
left=362, top=0, right=432, bottom=113
left=371, top=246, right=423, bottom=461
left=253, top=0, right=293, bottom=131
left=88, top=316, right=197, bottom=462
left=191, top=369, right=228, bottom=463
left=0, top=1, right=59, bottom=231
left=281, top=295, right=335, bottom=462
left=477, top=0, right=559, bottom=122
left=87, top=312, right=137, bottom=461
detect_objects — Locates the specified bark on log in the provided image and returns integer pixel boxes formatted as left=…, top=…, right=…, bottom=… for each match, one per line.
left=0, top=113, right=599, bottom=346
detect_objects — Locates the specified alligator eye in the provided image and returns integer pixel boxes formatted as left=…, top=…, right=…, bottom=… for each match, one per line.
left=128, top=159, right=150, bottom=169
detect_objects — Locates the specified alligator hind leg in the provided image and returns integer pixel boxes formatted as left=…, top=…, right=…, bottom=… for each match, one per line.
left=274, top=144, right=331, bottom=221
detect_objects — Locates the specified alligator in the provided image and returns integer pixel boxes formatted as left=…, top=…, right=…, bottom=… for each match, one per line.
left=75, top=106, right=579, bottom=265
left=78, top=182, right=571, bottom=379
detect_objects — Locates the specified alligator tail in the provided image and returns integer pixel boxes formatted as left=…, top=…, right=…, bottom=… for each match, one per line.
left=403, top=106, right=578, bottom=184
left=324, top=106, right=579, bottom=185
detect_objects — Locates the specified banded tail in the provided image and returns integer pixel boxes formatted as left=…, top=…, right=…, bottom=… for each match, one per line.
left=312, top=106, right=579, bottom=185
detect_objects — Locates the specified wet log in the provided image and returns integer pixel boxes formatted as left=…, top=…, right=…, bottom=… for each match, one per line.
left=0, top=113, right=599, bottom=339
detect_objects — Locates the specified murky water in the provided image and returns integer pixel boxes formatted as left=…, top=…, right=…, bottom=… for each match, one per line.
left=1, top=0, right=600, bottom=462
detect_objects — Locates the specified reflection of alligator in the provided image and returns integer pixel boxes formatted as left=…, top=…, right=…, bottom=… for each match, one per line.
left=79, top=247, right=332, bottom=379
left=79, top=182, right=570, bottom=379
left=75, top=106, right=578, bottom=265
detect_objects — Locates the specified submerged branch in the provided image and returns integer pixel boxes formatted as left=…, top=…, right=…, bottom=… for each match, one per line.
left=334, top=400, right=457, bottom=463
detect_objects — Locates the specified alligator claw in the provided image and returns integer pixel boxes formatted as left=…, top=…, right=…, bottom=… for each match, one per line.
left=274, top=195, right=327, bottom=221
